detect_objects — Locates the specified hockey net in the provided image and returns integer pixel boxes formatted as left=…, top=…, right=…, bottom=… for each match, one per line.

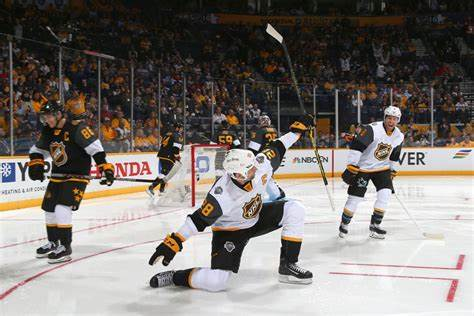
left=152, top=144, right=228, bottom=207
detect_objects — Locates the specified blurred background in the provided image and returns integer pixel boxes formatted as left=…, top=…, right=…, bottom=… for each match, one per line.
left=0, top=0, right=473, bottom=155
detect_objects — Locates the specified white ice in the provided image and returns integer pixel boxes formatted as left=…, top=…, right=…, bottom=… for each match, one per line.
left=0, top=176, right=473, bottom=315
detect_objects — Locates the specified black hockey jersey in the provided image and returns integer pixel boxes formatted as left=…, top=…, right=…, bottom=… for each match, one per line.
left=30, top=121, right=106, bottom=176
left=214, top=129, right=241, bottom=149
left=158, top=131, right=183, bottom=162
left=248, top=127, right=278, bottom=154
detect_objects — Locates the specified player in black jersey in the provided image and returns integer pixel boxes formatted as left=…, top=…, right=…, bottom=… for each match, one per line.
left=212, top=120, right=241, bottom=180
left=146, top=122, right=184, bottom=197
left=214, top=120, right=241, bottom=149
left=28, top=101, right=114, bottom=264
left=248, top=115, right=284, bottom=201
left=248, top=115, right=278, bottom=155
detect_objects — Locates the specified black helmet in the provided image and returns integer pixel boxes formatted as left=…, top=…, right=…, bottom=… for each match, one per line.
left=40, top=101, right=63, bottom=115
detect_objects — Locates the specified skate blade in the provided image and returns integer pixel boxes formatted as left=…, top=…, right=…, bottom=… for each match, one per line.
left=36, top=253, right=51, bottom=258
left=48, top=255, right=72, bottom=264
left=369, top=232, right=385, bottom=239
left=145, top=189, right=155, bottom=198
left=338, top=232, right=347, bottom=239
left=278, top=274, right=313, bottom=285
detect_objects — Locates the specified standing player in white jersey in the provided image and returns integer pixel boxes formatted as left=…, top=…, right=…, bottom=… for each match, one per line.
left=339, top=106, right=404, bottom=239
left=147, top=115, right=315, bottom=291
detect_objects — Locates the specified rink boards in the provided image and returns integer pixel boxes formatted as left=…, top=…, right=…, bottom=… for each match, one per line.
left=1, top=147, right=472, bottom=211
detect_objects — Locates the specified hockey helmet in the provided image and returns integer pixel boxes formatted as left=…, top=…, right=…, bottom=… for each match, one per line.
left=384, top=106, right=401, bottom=122
left=39, top=100, right=63, bottom=126
left=223, top=149, right=256, bottom=181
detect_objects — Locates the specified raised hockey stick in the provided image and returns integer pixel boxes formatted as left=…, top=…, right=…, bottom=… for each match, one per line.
left=49, top=173, right=155, bottom=183
left=266, top=23, right=336, bottom=212
left=394, top=192, right=444, bottom=240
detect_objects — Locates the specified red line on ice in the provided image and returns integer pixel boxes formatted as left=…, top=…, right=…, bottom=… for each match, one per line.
left=341, top=254, right=466, bottom=270
left=0, top=208, right=182, bottom=249
left=0, top=239, right=159, bottom=301
left=447, top=280, right=459, bottom=302
left=329, top=272, right=459, bottom=303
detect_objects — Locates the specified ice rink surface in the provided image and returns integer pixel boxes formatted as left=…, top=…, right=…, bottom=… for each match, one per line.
left=0, top=176, right=473, bottom=315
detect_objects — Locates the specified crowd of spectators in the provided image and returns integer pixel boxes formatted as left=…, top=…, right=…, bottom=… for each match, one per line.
left=0, top=2, right=473, bottom=154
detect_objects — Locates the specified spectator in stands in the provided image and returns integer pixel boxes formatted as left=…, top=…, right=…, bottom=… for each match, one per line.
left=134, top=128, right=152, bottom=152
left=0, top=128, right=10, bottom=155
left=459, top=135, right=474, bottom=147
left=100, top=117, right=117, bottom=151
left=147, top=129, right=161, bottom=151
left=212, top=106, right=227, bottom=124
left=226, top=108, right=239, bottom=126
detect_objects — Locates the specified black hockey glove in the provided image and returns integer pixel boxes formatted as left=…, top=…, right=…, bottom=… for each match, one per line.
left=290, top=114, right=315, bottom=134
left=148, top=233, right=184, bottom=266
left=341, top=165, right=360, bottom=185
left=28, top=155, right=45, bottom=182
left=99, top=163, right=115, bottom=186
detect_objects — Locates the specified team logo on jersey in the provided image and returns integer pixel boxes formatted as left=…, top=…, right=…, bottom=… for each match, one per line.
left=242, top=194, right=263, bottom=219
left=224, top=241, right=235, bottom=253
left=50, top=141, right=68, bottom=167
left=374, top=143, right=392, bottom=161
left=261, top=174, right=268, bottom=185
left=356, top=178, right=368, bottom=188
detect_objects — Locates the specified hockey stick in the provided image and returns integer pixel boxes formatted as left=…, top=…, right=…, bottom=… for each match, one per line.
left=49, top=173, right=155, bottom=183
left=394, top=192, right=444, bottom=240
left=266, top=23, right=336, bottom=212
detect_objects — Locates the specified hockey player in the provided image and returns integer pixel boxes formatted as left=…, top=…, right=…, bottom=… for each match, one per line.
left=28, top=101, right=114, bottom=263
left=148, top=115, right=315, bottom=291
left=214, top=120, right=241, bottom=149
left=146, top=122, right=184, bottom=197
left=338, top=106, right=404, bottom=239
left=249, top=115, right=284, bottom=201
left=248, top=115, right=278, bottom=154
left=212, top=120, right=242, bottom=180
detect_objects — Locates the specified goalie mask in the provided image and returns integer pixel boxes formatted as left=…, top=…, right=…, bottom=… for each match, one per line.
left=223, top=149, right=256, bottom=181
left=259, top=115, right=271, bottom=127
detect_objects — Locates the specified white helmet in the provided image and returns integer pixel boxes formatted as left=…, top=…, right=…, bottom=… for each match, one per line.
left=384, top=106, right=401, bottom=122
left=223, top=149, right=256, bottom=180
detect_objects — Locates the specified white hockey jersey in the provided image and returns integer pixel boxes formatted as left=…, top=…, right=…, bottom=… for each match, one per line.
left=347, top=121, right=404, bottom=172
left=177, top=132, right=300, bottom=239
left=207, top=156, right=273, bottom=231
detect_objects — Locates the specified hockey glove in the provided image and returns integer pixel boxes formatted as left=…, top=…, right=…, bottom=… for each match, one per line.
left=341, top=165, right=359, bottom=185
left=148, top=233, right=185, bottom=266
left=390, top=170, right=397, bottom=180
left=290, top=114, right=315, bottom=134
left=28, top=155, right=45, bottom=182
left=98, top=163, right=115, bottom=186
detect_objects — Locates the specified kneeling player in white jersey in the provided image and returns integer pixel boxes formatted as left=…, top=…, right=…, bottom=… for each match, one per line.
left=339, top=106, right=404, bottom=239
left=147, top=115, right=314, bottom=291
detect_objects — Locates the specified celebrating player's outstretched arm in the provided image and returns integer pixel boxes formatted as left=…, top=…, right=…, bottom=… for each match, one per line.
left=148, top=114, right=314, bottom=291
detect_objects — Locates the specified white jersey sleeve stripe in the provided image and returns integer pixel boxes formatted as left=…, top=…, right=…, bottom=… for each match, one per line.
left=84, top=139, right=104, bottom=157
left=29, top=145, right=50, bottom=158
left=248, top=141, right=260, bottom=151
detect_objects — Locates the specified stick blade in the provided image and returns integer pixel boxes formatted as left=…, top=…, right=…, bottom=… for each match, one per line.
left=266, top=23, right=283, bottom=43
left=423, top=232, right=445, bottom=240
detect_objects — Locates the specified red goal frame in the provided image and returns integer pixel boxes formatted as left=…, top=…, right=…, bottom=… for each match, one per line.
left=190, top=144, right=229, bottom=207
